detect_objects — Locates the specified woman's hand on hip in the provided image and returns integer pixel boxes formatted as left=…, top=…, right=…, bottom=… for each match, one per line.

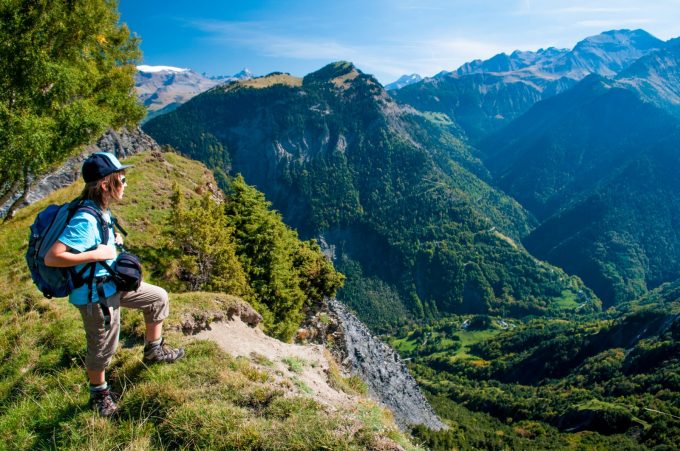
left=92, top=244, right=117, bottom=261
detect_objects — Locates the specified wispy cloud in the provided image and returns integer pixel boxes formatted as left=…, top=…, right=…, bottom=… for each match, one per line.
left=189, top=19, right=354, bottom=60
left=554, top=6, right=641, bottom=14
left=513, top=2, right=642, bottom=17
left=575, top=18, right=655, bottom=28
left=187, top=18, right=525, bottom=80
left=393, top=0, right=447, bottom=11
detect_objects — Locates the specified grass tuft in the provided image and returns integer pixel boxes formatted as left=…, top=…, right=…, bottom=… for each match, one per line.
left=282, top=356, right=307, bottom=374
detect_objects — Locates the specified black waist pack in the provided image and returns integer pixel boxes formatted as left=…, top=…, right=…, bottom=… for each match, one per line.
left=113, top=252, right=143, bottom=292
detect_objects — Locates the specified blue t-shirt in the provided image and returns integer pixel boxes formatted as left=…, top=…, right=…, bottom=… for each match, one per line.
left=58, top=201, right=117, bottom=305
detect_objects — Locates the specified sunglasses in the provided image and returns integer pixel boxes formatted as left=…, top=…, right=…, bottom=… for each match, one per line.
left=120, top=175, right=127, bottom=185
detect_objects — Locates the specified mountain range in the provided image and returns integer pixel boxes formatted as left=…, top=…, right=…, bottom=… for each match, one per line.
left=143, top=61, right=589, bottom=329
left=141, top=28, right=680, bottom=319
left=474, top=39, right=680, bottom=307
left=391, top=29, right=671, bottom=143
left=135, top=65, right=253, bottom=122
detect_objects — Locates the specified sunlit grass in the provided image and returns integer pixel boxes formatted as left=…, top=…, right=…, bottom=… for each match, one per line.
left=0, top=150, right=420, bottom=450
left=454, top=329, right=500, bottom=359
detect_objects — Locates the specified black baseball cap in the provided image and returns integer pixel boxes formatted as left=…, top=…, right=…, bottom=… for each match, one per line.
left=82, top=152, right=133, bottom=183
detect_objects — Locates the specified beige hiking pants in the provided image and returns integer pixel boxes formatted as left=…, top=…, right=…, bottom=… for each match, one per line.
left=77, top=282, right=169, bottom=371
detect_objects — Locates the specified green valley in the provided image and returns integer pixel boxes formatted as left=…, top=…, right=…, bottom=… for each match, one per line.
left=388, top=292, right=680, bottom=449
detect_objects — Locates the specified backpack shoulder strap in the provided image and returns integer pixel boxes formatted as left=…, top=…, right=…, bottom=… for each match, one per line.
left=111, top=215, right=128, bottom=237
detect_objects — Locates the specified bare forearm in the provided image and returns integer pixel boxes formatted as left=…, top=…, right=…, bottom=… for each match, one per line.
left=44, top=250, right=101, bottom=267
left=44, top=242, right=115, bottom=268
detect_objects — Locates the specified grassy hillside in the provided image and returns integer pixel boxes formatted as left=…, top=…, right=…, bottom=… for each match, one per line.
left=0, top=151, right=418, bottom=449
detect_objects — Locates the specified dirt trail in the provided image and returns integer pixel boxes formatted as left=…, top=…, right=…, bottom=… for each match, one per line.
left=195, top=316, right=357, bottom=410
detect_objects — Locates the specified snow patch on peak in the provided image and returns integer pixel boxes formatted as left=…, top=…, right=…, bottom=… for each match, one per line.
left=137, top=65, right=190, bottom=73
left=385, top=74, right=423, bottom=91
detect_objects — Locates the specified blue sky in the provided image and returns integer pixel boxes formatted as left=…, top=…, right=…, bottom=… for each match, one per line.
left=118, top=0, right=680, bottom=84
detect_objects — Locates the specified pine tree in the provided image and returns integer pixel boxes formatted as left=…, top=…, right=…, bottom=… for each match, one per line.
left=225, top=175, right=344, bottom=341
left=292, top=238, right=345, bottom=308
left=166, top=185, right=249, bottom=296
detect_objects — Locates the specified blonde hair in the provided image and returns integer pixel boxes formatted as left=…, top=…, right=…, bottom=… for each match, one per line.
left=79, top=171, right=124, bottom=209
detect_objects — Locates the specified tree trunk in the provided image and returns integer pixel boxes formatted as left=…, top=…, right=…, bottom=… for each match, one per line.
left=3, top=172, right=30, bottom=222
left=0, top=179, right=21, bottom=212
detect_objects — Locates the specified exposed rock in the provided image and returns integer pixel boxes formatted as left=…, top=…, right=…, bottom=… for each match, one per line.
left=294, top=297, right=445, bottom=431
left=0, top=126, right=161, bottom=216
left=178, top=300, right=262, bottom=335
left=296, top=300, right=342, bottom=346
left=180, top=311, right=225, bottom=335
left=225, top=301, right=263, bottom=327
left=327, top=298, right=447, bottom=431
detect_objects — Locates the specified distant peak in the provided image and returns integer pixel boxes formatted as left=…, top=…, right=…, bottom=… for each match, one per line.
left=303, top=61, right=361, bottom=86
left=137, top=65, right=190, bottom=73
left=574, top=29, right=661, bottom=49
left=233, top=68, right=253, bottom=79
left=385, top=74, right=423, bottom=91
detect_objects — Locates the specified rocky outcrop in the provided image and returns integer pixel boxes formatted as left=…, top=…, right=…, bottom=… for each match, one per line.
left=179, top=301, right=263, bottom=335
left=0, top=127, right=160, bottom=216
left=327, top=298, right=447, bottom=431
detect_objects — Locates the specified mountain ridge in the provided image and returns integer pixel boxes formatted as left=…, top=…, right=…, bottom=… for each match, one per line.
left=475, top=49, right=680, bottom=307
left=615, top=43, right=680, bottom=117
left=392, top=29, right=669, bottom=143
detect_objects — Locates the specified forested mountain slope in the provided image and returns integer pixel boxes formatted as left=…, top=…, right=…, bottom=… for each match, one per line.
left=478, top=75, right=678, bottom=220
left=474, top=55, right=680, bottom=306
left=524, top=129, right=680, bottom=306
left=144, top=62, right=591, bottom=329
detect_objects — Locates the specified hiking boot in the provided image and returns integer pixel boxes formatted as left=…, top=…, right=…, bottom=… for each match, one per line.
left=143, top=338, right=185, bottom=364
left=89, top=388, right=119, bottom=417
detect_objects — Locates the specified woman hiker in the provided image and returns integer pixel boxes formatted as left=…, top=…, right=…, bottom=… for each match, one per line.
left=45, top=152, right=184, bottom=417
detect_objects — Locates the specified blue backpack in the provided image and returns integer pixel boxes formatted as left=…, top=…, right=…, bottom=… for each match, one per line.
left=26, top=199, right=115, bottom=299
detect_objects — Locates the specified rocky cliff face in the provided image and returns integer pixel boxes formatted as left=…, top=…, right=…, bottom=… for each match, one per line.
left=327, top=298, right=447, bottom=431
left=0, top=127, right=159, bottom=216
